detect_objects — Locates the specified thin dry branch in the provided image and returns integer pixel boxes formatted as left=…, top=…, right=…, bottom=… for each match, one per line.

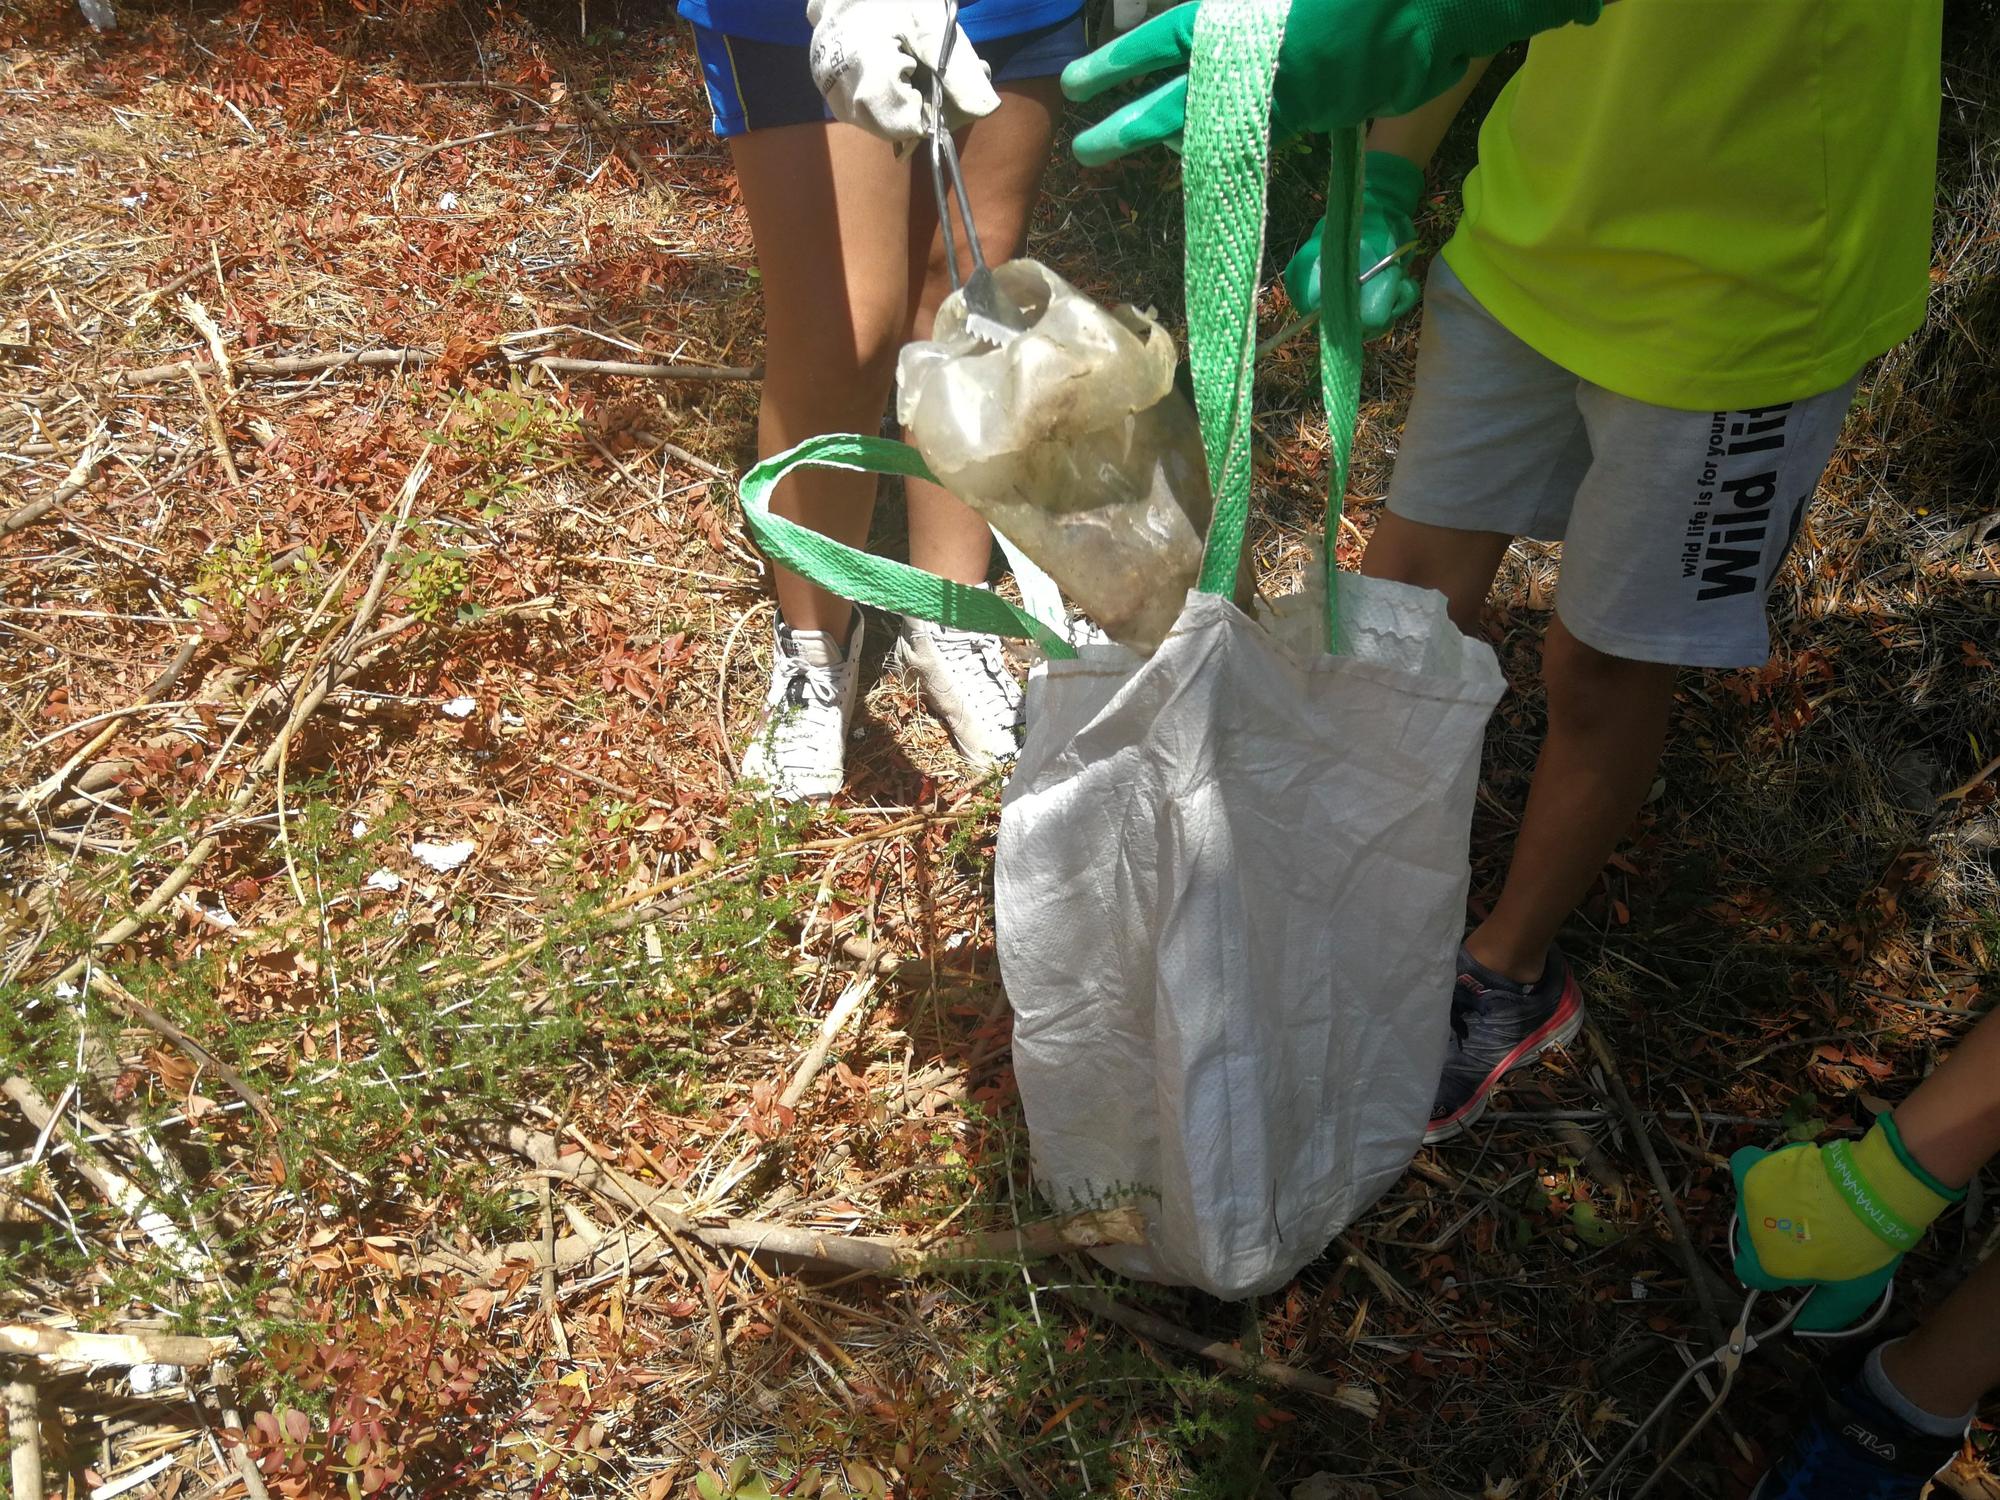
left=1, top=1078, right=216, bottom=1285
left=87, top=971, right=279, bottom=1135
left=428, top=807, right=972, bottom=998
left=7, top=636, right=201, bottom=817
left=478, top=1124, right=1144, bottom=1276
left=564, top=83, right=665, bottom=193
left=779, top=974, right=876, bottom=1111
left=1939, top=752, right=2000, bottom=803
left=46, top=463, right=429, bottom=989
left=105, top=347, right=757, bottom=387
left=1583, top=1020, right=1728, bottom=1350
left=388, top=121, right=581, bottom=187
left=1059, top=1289, right=1380, bottom=1416
left=1, top=435, right=110, bottom=536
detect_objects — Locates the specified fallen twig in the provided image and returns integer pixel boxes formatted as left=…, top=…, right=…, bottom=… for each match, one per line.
left=418, top=1222, right=665, bottom=1278
left=536, top=1175, right=571, bottom=1361
left=632, top=430, right=733, bottom=481
left=0, top=1324, right=230, bottom=1370
left=47, top=464, right=429, bottom=990
left=1058, top=1289, right=1379, bottom=1416
left=5, top=1378, right=43, bottom=1500
left=1, top=433, right=110, bottom=536
left=529, top=356, right=755, bottom=380
left=4, top=598, right=551, bottom=836
left=778, top=974, right=876, bottom=1111
left=87, top=971, right=279, bottom=1136
left=1, top=1078, right=216, bottom=1285
left=1583, top=1020, right=1728, bottom=1350
left=478, top=1123, right=1143, bottom=1276
left=106, top=347, right=757, bottom=387
left=564, top=83, right=664, bottom=193
left=7, top=636, right=201, bottom=817
left=1939, top=752, right=2000, bottom=804
left=388, top=121, right=580, bottom=188
left=427, top=807, right=971, bottom=999
left=182, top=359, right=239, bottom=486
left=561, top=1127, right=729, bottom=1374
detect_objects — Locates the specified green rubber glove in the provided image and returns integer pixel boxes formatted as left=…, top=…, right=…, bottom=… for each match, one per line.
left=1063, top=0, right=1604, bottom=167
left=1282, top=150, right=1425, bottom=336
left=1731, top=1116, right=1963, bottom=1333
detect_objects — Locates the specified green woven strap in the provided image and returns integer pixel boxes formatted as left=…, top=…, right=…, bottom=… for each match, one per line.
left=1185, top=0, right=1364, bottom=651
left=737, top=434, right=1077, bottom=660
left=1185, top=0, right=1286, bottom=601
left=1316, top=131, right=1364, bottom=646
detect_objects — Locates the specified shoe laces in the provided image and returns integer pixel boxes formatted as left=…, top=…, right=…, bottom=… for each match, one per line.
left=757, top=640, right=852, bottom=758
left=778, top=661, right=845, bottom=712
left=928, top=626, right=1022, bottom=727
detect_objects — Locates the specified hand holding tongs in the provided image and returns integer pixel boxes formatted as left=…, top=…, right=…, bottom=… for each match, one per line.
left=925, top=0, right=1030, bottom=347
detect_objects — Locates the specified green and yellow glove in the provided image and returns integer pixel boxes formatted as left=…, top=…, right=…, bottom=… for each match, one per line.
left=1062, top=0, right=1604, bottom=167
left=1282, top=150, right=1425, bottom=337
left=1732, top=1116, right=1964, bottom=1333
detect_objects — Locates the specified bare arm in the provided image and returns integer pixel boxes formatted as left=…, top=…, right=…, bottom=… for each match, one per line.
left=1889, top=1006, right=2000, bottom=1188
left=1365, top=56, right=1493, bottom=171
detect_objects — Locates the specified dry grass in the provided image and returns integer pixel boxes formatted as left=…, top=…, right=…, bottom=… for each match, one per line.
left=0, top=1, right=1996, bottom=1498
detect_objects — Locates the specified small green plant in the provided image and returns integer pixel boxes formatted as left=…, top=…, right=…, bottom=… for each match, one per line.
left=428, top=386, right=577, bottom=515
left=694, top=1457, right=777, bottom=1500
left=396, top=542, right=471, bottom=623
left=187, top=529, right=316, bottom=612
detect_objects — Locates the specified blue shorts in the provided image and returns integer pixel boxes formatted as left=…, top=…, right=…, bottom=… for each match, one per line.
left=690, top=10, right=1086, bottom=139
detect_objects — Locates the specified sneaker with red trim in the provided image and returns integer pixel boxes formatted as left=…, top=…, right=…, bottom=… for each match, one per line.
left=1424, top=944, right=1585, bottom=1143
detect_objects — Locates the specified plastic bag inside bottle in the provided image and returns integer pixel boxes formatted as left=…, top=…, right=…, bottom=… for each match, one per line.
left=896, top=259, right=1215, bottom=654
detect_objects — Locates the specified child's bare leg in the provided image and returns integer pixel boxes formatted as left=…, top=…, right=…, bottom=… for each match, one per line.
left=1879, top=1250, right=2000, bottom=1421
left=729, top=121, right=913, bottom=640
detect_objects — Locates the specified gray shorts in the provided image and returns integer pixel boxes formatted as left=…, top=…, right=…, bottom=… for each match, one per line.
left=1386, top=259, right=1859, bottom=668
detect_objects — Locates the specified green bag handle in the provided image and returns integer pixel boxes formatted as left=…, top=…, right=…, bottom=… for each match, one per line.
left=738, top=433, right=1079, bottom=661
left=1187, top=0, right=1363, bottom=652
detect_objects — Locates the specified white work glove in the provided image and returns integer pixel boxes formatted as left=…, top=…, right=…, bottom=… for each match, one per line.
left=1107, top=0, right=1175, bottom=33
left=806, top=0, right=1003, bottom=149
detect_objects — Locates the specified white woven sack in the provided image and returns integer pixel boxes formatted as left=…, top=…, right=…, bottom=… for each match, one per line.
left=998, top=579, right=1504, bottom=1298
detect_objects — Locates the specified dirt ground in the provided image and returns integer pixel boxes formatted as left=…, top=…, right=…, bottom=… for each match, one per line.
left=2, top=1, right=1998, bottom=1497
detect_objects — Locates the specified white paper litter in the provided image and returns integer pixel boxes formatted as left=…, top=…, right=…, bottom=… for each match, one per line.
left=365, top=868, right=402, bottom=892
left=127, top=1362, right=180, bottom=1395
left=440, top=695, right=477, bottom=718
left=411, top=839, right=475, bottom=872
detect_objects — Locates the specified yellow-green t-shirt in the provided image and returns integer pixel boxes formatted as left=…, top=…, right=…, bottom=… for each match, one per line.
left=1442, top=0, right=1943, bottom=411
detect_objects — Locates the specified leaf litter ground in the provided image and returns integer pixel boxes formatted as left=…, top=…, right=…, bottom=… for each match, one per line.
left=1, top=3, right=1998, bottom=1497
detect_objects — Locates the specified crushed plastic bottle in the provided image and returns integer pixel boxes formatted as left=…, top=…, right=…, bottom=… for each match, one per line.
left=896, top=259, right=1214, bottom=653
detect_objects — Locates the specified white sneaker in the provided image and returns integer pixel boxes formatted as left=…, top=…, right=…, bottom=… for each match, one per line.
left=896, top=615, right=1024, bottom=768
left=739, top=613, right=864, bottom=802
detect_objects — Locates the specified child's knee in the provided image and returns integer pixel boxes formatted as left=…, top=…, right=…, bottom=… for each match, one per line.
left=1542, top=622, right=1673, bottom=729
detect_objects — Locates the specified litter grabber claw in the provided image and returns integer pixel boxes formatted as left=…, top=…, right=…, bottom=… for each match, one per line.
left=1587, top=1218, right=1894, bottom=1499
left=923, top=2, right=1030, bottom=348
left=1588, top=1287, right=1800, bottom=1500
